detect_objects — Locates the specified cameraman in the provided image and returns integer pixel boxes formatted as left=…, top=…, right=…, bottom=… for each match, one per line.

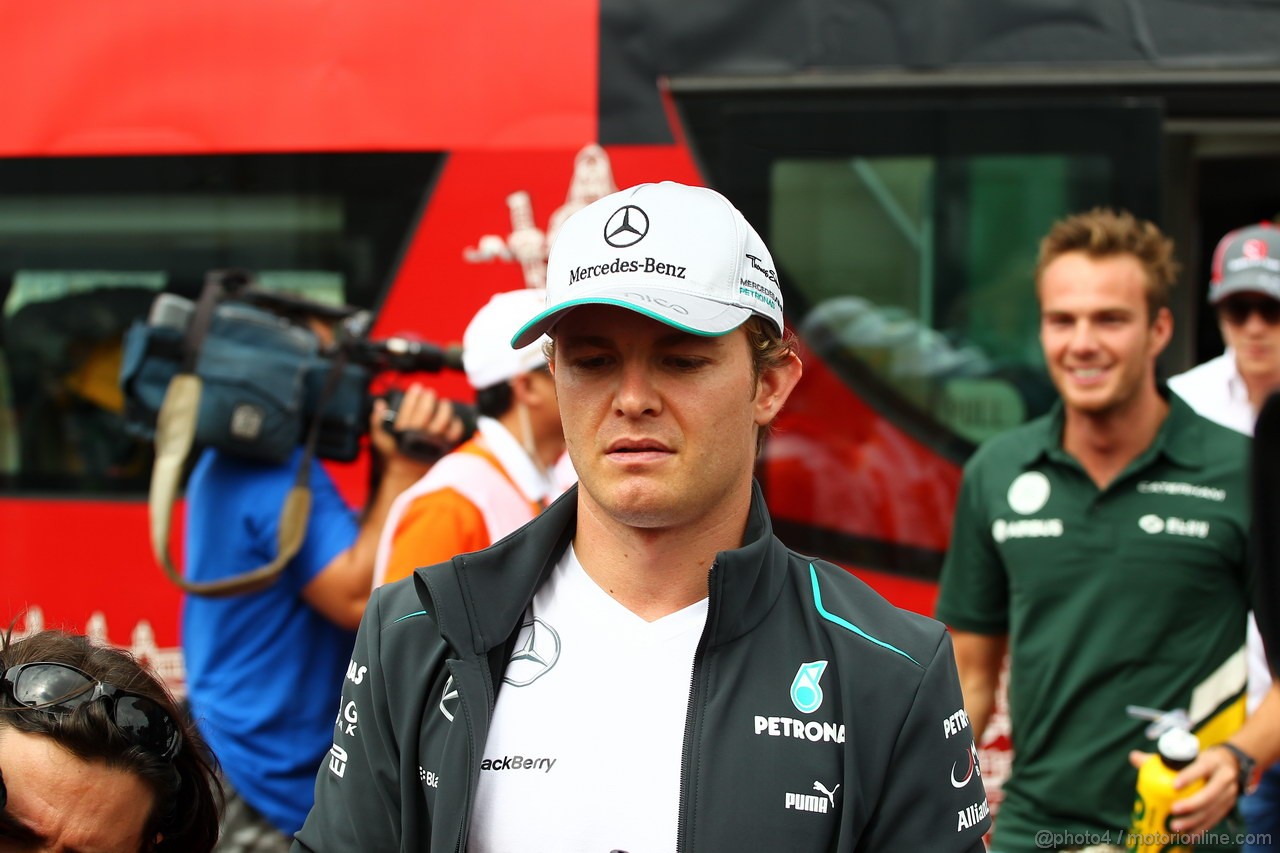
left=372, top=289, right=567, bottom=586
left=181, top=299, right=465, bottom=852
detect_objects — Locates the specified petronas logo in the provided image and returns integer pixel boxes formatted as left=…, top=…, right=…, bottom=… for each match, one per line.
left=790, top=660, right=828, bottom=714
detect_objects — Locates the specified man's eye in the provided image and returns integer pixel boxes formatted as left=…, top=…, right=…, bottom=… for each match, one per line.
left=572, top=355, right=611, bottom=371
left=666, top=357, right=706, bottom=370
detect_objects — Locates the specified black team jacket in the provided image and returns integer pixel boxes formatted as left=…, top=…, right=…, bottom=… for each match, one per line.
left=293, top=483, right=990, bottom=852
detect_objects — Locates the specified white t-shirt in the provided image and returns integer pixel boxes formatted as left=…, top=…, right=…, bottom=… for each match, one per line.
left=1169, top=351, right=1271, bottom=713
left=468, top=545, right=708, bottom=853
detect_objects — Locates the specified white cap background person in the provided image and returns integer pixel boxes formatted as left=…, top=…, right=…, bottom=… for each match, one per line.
left=372, top=288, right=567, bottom=588
left=464, top=288, right=552, bottom=389
left=464, top=288, right=565, bottom=476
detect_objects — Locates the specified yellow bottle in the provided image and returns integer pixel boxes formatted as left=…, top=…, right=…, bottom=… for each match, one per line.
left=1127, top=728, right=1205, bottom=852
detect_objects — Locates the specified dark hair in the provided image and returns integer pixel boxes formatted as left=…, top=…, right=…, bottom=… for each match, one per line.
left=1036, top=207, right=1180, bottom=321
left=0, top=629, right=222, bottom=853
left=475, top=380, right=515, bottom=419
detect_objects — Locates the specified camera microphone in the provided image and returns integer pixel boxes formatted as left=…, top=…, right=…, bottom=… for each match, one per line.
left=343, top=336, right=465, bottom=374
left=377, top=337, right=466, bottom=373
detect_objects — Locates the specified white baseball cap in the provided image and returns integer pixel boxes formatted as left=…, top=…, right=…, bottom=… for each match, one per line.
left=463, top=289, right=550, bottom=390
left=510, top=181, right=784, bottom=347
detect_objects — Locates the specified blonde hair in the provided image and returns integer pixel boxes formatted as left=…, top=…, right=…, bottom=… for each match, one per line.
left=744, top=316, right=797, bottom=454
left=1036, top=207, right=1180, bottom=320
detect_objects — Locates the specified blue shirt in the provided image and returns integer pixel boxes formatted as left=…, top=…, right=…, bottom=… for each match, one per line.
left=183, top=447, right=359, bottom=835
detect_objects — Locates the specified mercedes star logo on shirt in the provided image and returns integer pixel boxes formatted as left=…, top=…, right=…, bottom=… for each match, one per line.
left=503, top=617, right=562, bottom=687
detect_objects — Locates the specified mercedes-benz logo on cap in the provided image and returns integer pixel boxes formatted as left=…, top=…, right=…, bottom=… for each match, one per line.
left=603, top=205, right=649, bottom=248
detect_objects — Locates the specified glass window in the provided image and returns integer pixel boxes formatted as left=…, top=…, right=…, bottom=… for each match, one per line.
left=0, top=153, right=441, bottom=494
left=676, top=94, right=1162, bottom=576
left=776, top=153, right=1108, bottom=447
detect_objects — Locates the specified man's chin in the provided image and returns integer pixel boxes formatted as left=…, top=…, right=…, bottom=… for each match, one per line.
left=1057, top=389, right=1118, bottom=416
left=585, top=480, right=682, bottom=529
left=1237, top=356, right=1280, bottom=381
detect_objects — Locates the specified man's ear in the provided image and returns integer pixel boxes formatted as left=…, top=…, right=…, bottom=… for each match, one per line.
left=512, top=369, right=553, bottom=406
left=1149, top=306, right=1174, bottom=358
left=753, top=351, right=803, bottom=427
left=510, top=372, right=533, bottom=406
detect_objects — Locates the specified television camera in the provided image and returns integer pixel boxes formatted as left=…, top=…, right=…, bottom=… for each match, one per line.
left=120, top=272, right=475, bottom=467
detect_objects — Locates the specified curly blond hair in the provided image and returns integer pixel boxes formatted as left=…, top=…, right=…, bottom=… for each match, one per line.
left=1036, top=207, right=1180, bottom=321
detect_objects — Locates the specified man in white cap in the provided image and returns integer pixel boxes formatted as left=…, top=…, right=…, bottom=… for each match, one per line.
left=373, top=288, right=566, bottom=586
left=296, top=182, right=987, bottom=852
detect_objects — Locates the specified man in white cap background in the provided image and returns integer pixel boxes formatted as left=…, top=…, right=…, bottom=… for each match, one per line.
left=373, top=287, right=567, bottom=587
left=295, top=181, right=988, bottom=852
left=1170, top=221, right=1280, bottom=851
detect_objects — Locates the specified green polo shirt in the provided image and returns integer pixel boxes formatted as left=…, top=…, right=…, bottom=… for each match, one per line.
left=936, top=391, right=1251, bottom=853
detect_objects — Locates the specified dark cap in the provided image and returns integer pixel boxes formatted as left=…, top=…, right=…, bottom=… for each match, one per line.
left=1208, top=222, right=1280, bottom=304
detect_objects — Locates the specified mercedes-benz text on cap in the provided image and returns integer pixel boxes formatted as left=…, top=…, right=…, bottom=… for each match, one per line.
left=510, top=181, right=783, bottom=347
left=1208, top=221, right=1280, bottom=304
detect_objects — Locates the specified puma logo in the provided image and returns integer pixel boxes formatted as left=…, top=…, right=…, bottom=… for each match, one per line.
left=813, top=781, right=840, bottom=807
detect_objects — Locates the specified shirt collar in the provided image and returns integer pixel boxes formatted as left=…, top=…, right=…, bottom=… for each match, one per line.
left=1222, top=348, right=1251, bottom=408
left=1021, top=383, right=1204, bottom=472
left=476, top=416, right=557, bottom=505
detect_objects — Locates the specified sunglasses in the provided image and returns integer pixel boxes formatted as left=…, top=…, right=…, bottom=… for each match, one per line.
left=1, top=662, right=182, bottom=760
left=1218, top=296, right=1280, bottom=326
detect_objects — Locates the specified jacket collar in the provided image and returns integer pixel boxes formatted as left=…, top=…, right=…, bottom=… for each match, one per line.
left=416, top=480, right=789, bottom=657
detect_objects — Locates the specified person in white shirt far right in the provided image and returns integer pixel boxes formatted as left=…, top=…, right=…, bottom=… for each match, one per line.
left=1169, top=220, right=1280, bottom=853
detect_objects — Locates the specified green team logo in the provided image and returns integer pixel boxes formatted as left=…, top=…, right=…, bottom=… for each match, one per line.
left=791, top=660, right=829, bottom=714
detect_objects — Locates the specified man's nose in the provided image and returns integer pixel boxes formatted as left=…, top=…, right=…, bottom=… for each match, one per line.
left=613, top=360, right=661, bottom=416
left=1243, top=309, right=1272, bottom=334
left=1068, top=320, right=1099, bottom=353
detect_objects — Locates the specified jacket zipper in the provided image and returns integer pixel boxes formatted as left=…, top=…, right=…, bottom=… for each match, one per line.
left=453, top=747, right=473, bottom=853
left=675, top=561, right=717, bottom=853
left=452, top=664, right=482, bottom=853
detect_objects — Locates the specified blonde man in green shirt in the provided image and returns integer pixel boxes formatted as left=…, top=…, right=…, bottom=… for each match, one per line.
left=937, top=208, right=1280, bottom=853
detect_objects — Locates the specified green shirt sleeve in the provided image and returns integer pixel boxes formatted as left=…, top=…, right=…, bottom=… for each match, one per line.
left=935, top=454, right=1010, bottom=635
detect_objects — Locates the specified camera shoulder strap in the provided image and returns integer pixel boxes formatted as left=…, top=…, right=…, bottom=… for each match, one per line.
left=150, top=370, right=306, bottom=597
left=146, top=287, right=344, bottom=597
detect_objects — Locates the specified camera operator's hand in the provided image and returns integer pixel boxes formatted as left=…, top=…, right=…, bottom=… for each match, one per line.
left=370, top=384, right=466, bottom=467
left=305, top=383, right=467, bottom=631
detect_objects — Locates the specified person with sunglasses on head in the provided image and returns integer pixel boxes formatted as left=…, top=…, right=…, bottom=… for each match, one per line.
left=1169, top=221, right=1280, bottom=853
left=0, top=628, right=222, bottom=853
